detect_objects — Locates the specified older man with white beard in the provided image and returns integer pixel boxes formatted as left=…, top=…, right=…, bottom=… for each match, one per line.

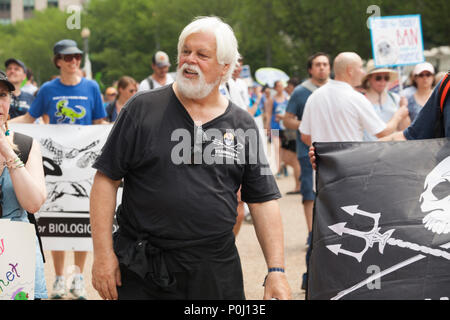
left=89, top=16, right=291, bottom=300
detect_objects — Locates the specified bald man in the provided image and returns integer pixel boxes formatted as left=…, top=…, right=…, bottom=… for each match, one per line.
left=299, top=52, right=408, bottom=145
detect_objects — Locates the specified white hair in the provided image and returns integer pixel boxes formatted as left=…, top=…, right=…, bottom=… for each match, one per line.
left=177, top=16, right=239, bottom=84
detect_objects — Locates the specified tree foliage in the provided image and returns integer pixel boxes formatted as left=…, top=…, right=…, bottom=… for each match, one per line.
left=0, top=0, right=448, bottom=88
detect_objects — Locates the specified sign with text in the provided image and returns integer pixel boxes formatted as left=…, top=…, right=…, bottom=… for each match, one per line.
left=369, top=15, right=424, bottom=67
left=9, top=124, right=121, bottom=251
left=0, top=220, right=36, bottom=300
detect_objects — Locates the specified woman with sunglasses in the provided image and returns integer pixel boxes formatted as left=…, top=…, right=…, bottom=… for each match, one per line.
left=361, top=61, right=409, bottom=141
left=10, top=39, right=107, bottom=300
left=0, top=71, right=47, bottom=299
left=407, top=62, right=436, bottom=123
left=105, top=76, right=138, bottom=122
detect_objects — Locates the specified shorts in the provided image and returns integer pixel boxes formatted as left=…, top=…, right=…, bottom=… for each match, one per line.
left=298, top=156, right=315, bottom=201
left=280, top=130, right=296, bottom=153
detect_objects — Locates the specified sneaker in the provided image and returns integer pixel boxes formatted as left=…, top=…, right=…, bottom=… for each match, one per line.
left=51, top=276, right=67, bottom=299
left=69, top=274, right=87, bottom=300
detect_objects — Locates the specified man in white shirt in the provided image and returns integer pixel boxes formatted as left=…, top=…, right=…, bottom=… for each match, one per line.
left=138, top=51, right=174, bottom=91
left=219, top=57, right=248, bottom=111
left=300, top=52, right=408, bottom=145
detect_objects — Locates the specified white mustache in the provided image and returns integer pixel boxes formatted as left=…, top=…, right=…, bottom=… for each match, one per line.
left=180, top=63, right=202, bottom=76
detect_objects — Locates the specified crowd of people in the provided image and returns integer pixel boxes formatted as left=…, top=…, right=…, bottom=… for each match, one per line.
left=0, top=14, right=448, bottom=300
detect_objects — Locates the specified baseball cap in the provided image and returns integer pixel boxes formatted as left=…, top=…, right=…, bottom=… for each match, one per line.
left=5, top=58, right=27, bottom=74
left=413, top=62, right=435, bottom=76
left=0, top=70, right=15, bottom=92
left=53, top=39, right=83, bottom=55
left=152, top=51, right=171, bottom=68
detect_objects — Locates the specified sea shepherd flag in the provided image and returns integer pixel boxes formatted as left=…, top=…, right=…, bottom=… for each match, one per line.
left=308, top=139, right=450, bottom=300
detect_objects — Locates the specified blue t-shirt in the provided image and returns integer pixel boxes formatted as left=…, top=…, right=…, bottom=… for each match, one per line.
left=404, top=79, right=449, bottom=140
left=9, top=91, right=35, bottom=119
left=286, top=84, right=314, bottom=157
left=29, top=78, right=105, bottom=124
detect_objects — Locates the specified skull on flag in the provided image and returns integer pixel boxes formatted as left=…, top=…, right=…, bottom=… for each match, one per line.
left=420, top=156, right=450, bottom=234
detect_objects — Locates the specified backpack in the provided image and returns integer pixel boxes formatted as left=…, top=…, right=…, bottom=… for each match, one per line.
left=13, top=132, right=46, bottom=263
left=434, top=71, right=450, bottom=138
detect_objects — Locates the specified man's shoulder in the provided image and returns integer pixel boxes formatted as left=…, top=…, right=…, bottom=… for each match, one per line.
left=81, top=78, right=101, bottom=91
left=18, top=90, right=35, bottom=100
left=293, top=83, right=313, bottom=95
left=228, top=101, right=256, bottom=125
left=125, top=84, right=174, bottom=112
left=39, top=78, right=59, bottom=90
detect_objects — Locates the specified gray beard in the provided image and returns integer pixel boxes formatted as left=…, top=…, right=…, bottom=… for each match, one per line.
left=176, top=68, right=219, bottom=99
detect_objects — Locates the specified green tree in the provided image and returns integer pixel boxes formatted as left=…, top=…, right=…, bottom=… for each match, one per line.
left=0, top=8, right=84, bottom=84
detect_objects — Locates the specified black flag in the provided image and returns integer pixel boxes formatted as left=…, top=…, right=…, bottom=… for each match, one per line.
left=308, top=139, right=450, bottom=300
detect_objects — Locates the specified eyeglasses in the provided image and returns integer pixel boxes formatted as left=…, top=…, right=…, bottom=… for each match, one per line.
left=374, top=75, right=390, bottom=82
left=416, top=72, right=434, bottom=78
left=0, top=184, right=3, bottom=218
left=61, top=54, right=82, bottom=62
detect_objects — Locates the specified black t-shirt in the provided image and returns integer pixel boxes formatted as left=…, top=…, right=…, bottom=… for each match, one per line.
left=93, top=85, right=281, bottom=240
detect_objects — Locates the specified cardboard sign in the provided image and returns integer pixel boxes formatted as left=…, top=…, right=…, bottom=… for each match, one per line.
left=369, top=15, right=425, bottom=67
left=0, top=220, right=36, bottom=300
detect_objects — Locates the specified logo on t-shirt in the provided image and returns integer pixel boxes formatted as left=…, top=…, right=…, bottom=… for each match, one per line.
left=55, top=99, right=87, bottom=124
left=211, top=132, right=243, bottom=162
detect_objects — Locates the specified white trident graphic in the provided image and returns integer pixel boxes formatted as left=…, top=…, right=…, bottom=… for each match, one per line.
left=327, top=205, right=450, bottom=263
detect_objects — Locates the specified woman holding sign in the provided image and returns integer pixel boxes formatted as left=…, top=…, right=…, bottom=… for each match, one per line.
left=0, top=71, right=47, bottom=300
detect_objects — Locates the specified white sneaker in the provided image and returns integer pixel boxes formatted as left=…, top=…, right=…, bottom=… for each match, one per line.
left=51, top=276, right=67, bottom=299
left=70, top=274, right=87, bottom=300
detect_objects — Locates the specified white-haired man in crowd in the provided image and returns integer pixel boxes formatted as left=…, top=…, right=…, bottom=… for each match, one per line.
left=90, top=16, right=291, bottom=300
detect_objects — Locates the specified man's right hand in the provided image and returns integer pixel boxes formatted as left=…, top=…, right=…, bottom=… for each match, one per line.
left=92, top=252, right=122, bottom=300
left=309, top=145, right=317, bottom=170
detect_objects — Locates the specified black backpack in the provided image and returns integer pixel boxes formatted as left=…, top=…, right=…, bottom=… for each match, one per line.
left=13, top=132, right=45, bottom=263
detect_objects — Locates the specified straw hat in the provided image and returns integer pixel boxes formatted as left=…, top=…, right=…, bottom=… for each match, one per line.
left=362, top=59, right=398, bottom=89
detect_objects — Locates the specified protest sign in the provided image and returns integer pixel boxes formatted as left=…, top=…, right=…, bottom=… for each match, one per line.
left=10, top=124, right=121, bottom=251
left=0, top=220, right=36, bottom=300
left=369, top=15, right=425, bottom=67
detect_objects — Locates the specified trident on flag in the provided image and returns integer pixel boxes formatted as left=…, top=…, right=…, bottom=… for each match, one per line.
left=327, top=205, right=450, bottom=263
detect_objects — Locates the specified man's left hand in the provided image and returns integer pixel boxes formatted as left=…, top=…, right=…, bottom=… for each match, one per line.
left=263, top=272, right=292, bottom=300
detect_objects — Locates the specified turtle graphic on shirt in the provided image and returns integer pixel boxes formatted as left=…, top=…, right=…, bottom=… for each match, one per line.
left=55, top=99, right=86, bottom=124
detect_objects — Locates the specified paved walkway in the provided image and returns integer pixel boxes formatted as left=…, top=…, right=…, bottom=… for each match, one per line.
left=43, top=165, right=308, bottom=300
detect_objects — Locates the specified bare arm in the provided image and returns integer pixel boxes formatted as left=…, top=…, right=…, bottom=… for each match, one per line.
left=301, top=133, right=312, bottom=147
left=9, top=112, right=36, bottom=123
left=9, top=139, right=46, bottom=213
left=93, top=119, right=110, bottom=125
left=248, top=200, right=292, bottom=300
left=378, top=131, right=407, bottom=141
left=264, top=97, right=273, bottom=131
left=248, top=94, right=262, bottom=116
left=375, top=105, right=409, bottom=138
left=90, top=171, right=122, bottom=300
left=283, top=112, right=301, bottom=130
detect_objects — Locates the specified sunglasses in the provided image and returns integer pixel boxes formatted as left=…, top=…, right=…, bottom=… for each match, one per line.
left=61, top=54, right=82, bottom=62
left=374, top=75, right=390, bottom=82
left=0, top=185, right=3, bottom=218
left=416, top=72, right=433, bottom=78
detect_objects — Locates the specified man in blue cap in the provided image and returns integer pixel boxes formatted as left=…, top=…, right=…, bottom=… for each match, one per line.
left=5, top=58, right=35, bottom=119
left=11, top=39, right=107, bottom=300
